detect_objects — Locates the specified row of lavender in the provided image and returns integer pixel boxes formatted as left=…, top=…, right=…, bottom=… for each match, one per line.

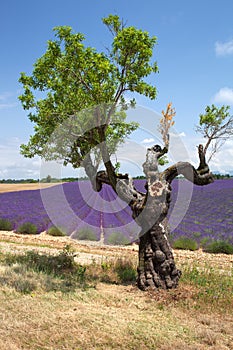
left=0, top=179, right=232, bottom=246
left=168, top=179, right=233, bottom=246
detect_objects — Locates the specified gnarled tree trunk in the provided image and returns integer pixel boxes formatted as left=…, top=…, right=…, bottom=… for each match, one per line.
left=137, top=219, right=181, bottom=290
left=94, top=144, right=213, bottom=291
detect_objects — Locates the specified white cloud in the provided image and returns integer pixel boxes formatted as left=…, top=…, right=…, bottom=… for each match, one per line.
left=1, top=131, right=233, bottom=180
left=0, top=138, right=40, bottom=179
left=213, top=87, right=233, bottom=105
left=141, top=138, right=155, bottom=144
left=170, top=132, right=186, bottom=138
left=215, top=39, right=233, bottom=56
left=209, top=139, right=233, bottom=173
left=176, top=134, right=233, bottom=173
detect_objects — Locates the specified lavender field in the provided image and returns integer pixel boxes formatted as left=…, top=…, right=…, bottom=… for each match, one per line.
left=0, top=179, right=233, bottom=247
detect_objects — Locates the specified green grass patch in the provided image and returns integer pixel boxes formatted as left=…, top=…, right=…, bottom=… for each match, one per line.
left=181, top=264, right=233, bottom=310
left=47, top=225, right=66, bottom=237
left=0, top=218, right=13, bottom=231
left=75, top=228, right=98, bottom=241
left=106, top=232, right=130, bottom=246
left=16, top=222, right=38, bottom=234
left=113, top=258, right=137, bottom=283
left=203, top=240, right=233, bottom=254
left=172, top=236, right=198, bottom=251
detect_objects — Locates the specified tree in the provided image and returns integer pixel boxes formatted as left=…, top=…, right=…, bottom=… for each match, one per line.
left=196, top=104, right=233, bottom=162
left=19, top=15, right=214, bottom=290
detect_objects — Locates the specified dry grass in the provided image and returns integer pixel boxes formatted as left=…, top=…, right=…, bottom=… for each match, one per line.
left=0, top=182, right=62, bottom=193
left=0, top=233, right=233, bottom=349
left=0, top=281, right=233, bottom=350
left=0, top=184, right=232, bottom=350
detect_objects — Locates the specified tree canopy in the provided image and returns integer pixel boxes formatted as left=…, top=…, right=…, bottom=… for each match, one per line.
left=19, top=15, right=158, bottom=188
left=196, top=104, right=233, bottom=161
left=19, top=14, right=217, bottom=291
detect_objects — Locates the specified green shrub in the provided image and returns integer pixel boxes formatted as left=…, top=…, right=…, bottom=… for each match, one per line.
left=106, top=232, right=130, bottom=246
left=75, top=228, right=98, bottom=241
left=172, top=236, right=198, bottom=251
left=0, top=218, right=13, bottom=231
left=200, top=237, right=211, bottom=248
left=203, top=240, right=233, bottom=254
left=114, top=258, right=137, bottom=283
left=16, top=222, right=38, bottom=234
left=47, top=226, right=66, bottom=237
left=22, top=245, right=76, bottom=275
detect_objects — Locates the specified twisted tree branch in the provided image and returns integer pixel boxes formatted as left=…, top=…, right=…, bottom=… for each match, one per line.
left=163, top=144, right=214, bottom=185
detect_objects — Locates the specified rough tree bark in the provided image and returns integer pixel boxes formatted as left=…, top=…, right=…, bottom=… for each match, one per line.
left=94, top=143, right=213, bottom=291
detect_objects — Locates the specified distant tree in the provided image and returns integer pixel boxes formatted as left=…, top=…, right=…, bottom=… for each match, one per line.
left=19, top=15, right=213, bottom=291
left=46, top=175, right=52, bottom=183
left=196, top=104, right=233, bottom=162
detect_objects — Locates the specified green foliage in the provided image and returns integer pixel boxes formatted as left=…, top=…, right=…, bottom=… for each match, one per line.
left=0, top=178, right=39, bottom=184
left=181, top=264, right=233, bottom=308
left=47, top=226, right=66, bottom=237
left=75, top=228, right=98, bottom=241
left=4, top=245, right=85, bottom=277
left=18, top=14, right=158, bottom=179
left=0, top=218, right=13, bottom=231
left=106, top=232, right=130, bottom=245
left=113, top=258, right=137, bottom=283
left=45, top=175, right=52, bottom=183
left=101, top=260, right=112, bottom=271
left=172, top=237, right=199, bottom=251
left=199, top=104, right=230, bottom=127
left=158, top=155, right=169, bottom=166
left=203, top=240, right=233, bottom=254
left=16, top=222, right=38, bottom=234
left=200, top=237, right=211, bottom=248
left=196, top=104, right=233, bottom=158
left=182, top=266, right=210, bottom=287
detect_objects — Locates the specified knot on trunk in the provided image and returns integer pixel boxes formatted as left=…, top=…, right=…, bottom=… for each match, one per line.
left=155, top=250, right=166, bottom=262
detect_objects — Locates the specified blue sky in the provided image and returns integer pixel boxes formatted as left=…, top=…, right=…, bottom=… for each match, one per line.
left=1, top=0, right=233, bottom=179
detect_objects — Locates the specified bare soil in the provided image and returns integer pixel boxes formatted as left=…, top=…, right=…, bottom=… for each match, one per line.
left=0, top=230, right=233, bottom=350
left=0, top=182, right=62, bottom=193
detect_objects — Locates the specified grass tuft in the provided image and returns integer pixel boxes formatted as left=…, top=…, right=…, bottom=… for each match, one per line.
left=0, top=218, right=13, bottom=231
left=74, top=227, right=98, bottom=241
left=181, top=264, right=233, bottom=310
left=203, top=240, right=233, bottom=254
left=106, top=232, right=130, bottom=246
left=1, top=245, right=87, bottom=293
left=16, top=222, right=38, bottom=234
left=47, top=225, right=66, bottom=237
left=1, top=242, right=233, bottom=350
left=172, top=237, right=199, bottom=251
left=113, top=258, right=137, bottom=283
